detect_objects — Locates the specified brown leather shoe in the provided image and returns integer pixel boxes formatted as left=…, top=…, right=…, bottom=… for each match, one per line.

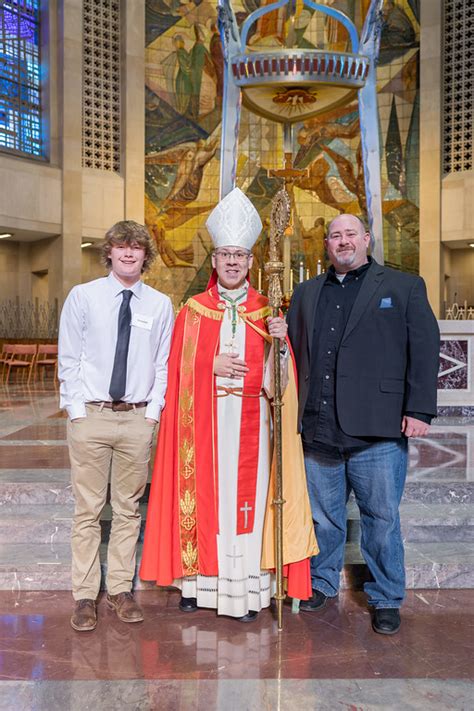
left=106, top=592, right=144, bottom=623
left=71, top=598, right=97, bottom=632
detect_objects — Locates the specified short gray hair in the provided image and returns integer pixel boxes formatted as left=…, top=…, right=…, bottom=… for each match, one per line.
left=326, top=214, right=375, bottom=251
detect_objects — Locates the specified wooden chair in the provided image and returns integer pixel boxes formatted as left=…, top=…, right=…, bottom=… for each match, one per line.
left=0, top=344, right=15, bottom=382
left=5, top=344, right=37, bottom=384
left=34, top=343, right=58, bottom=381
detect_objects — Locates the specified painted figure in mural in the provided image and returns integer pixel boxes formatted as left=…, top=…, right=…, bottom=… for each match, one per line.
left=209, top=21, right=224, bottom=101
left=170, top=27, right=217, bottom=119
left=380, top=0, right=417, bottom=62
left=58, top=221, right=174, bottom=632
left=295, top=156, right=343, bottom=213
left=248, top=0, right=286, bottom=46
left=149, top=219, right=195, bottom=269
left=172, top=34, right=193, bottom=115
left=322, top=145, right=359, bottom=197
left=287, top=213, right=440, bottom=635
left=140, top=187, right=317, bottom=621
left=295, top=111, right=369, bottom=214
left=297, top=112, right=360, bottom=158
left=145, top=134, right=218, bottom=207
left=189, top=24, right=217, bottom=118
left=299, top=216, right=326, bottom=274
left=325, top=0, right=354, bottom=51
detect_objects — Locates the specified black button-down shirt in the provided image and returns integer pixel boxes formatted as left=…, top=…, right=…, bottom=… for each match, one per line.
left=302, top=260, right=375, bottom=449
left=301, top=258, right=431, bottom=450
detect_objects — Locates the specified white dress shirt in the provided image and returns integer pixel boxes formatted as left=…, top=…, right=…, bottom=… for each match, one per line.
left=58, top=272, right=174, bottom=421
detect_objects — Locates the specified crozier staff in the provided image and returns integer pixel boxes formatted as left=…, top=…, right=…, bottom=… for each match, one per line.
left=140, top=187, right=317, bottom=621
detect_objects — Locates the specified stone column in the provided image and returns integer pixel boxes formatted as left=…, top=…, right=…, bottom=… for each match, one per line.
left=122, top=0, right=145, bottom=223
left=49, top=0, right=83, bottom=305
left=419, top=0, right=442, bottom=317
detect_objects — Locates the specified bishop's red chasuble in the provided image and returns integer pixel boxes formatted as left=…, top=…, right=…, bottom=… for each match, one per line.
left=140, top=284, right=317, bottom=600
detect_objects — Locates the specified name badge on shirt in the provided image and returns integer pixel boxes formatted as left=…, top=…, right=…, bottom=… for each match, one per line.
left=132, top=313, right=153, bottom=330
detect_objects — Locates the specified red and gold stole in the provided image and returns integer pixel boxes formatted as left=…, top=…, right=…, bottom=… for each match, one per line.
left=176, top=286, right=271, bottom=576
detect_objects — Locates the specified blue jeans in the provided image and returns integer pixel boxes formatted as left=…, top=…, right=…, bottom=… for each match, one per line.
left=304, top=439, right=408, bottom=608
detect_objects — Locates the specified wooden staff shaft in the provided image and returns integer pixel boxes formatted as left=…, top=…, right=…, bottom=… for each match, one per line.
left=265, top=187, right=290, bottom=632
left=272, top=308, right=285, bottom=631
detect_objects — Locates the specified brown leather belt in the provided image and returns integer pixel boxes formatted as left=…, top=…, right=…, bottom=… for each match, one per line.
left=215, top=386, right=264, bottom=398
left=88, top=401, right=148, bottom=412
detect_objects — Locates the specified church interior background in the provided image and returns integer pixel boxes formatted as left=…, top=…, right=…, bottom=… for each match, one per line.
left=144, top=0, right=422, bottom=306
left=0, top=1, right=472, bottom=709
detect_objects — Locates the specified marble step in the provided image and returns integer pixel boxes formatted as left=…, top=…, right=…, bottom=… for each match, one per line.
left=0, top=503, right=147, bottom=544
left=2, top=501, right=474, bottom=545
left=403, top=482, right=474, bottom=504
left=1, top=469, right=474, bottom=506
left=346, top=503, right=474, bottom=543
left=0, top=469, right=74, bottom=505
left=341, top=542, right=474, bottom=590
left=0, top=541, right=472, bottom=591
left=0, top=470, right=156, bottom=506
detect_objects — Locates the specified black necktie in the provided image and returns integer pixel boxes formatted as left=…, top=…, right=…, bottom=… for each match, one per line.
left=109, top=290, right=133, bottom=401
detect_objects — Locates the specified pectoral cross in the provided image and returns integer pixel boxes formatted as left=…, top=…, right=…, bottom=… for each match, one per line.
left=220, top=289, right=246, bottom=344
left=224, top=339, right=236, bottom=354
left=240, top=501, right=253, bottom=529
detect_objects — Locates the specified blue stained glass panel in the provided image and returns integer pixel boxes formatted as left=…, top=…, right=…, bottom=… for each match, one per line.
left=0, top=0, right=41, bottom=156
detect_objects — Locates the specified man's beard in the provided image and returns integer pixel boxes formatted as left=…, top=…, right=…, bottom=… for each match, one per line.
left=335, top=249, right=355, bottom=267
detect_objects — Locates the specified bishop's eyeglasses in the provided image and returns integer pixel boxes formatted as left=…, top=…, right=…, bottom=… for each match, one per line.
left=214, top=250, right=251, bottom=262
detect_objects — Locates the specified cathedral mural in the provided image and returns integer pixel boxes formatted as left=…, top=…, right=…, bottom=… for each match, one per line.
left=144, top=0, right=420, bottom=307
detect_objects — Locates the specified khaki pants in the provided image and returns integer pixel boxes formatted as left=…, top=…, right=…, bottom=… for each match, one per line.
left=67, top=404, right=156, bottom=600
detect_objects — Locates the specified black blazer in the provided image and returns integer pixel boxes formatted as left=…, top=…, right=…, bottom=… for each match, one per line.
left=287, top=260, right=440, bottom=438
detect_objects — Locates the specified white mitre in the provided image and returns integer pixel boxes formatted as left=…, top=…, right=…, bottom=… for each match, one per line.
left=206, top=187, right=262, bottom=251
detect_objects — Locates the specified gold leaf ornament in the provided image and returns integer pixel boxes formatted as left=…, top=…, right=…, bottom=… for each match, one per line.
left=179, top=438, right=194, bottom=479
left=180, top=389, right=194, bottom=426
left=180, top=490, right=196, bottom=517
left=182, top=541, right=198, bottom=568
left=183, top=336, right=196, bottom=364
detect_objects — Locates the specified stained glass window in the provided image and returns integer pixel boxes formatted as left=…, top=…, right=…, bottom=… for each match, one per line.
left=0, top=0, right=41, bottom=157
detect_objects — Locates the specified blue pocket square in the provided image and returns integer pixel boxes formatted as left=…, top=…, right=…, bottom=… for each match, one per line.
left=379, top=297, right=393, bottom=309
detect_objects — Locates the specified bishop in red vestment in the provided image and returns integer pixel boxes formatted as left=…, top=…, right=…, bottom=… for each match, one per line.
left=140, top=188, right=317, bottom=620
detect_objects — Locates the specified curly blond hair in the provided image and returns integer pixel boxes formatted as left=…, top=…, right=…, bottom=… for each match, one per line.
left=101, top=220, right=157, bottom=273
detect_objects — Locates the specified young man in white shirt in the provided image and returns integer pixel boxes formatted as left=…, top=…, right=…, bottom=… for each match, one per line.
left=59, top=220, right=174, bottom=631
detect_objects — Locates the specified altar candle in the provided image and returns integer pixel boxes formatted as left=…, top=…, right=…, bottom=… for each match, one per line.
left=258, top=268, right=262, bottom=292
left=290, top=269, right=294, bottom=291
left=317, top=259, right=322, bottom=275
left=306, top=268, right=310, bottom=280
left=299, top=260, right=304, bottom=283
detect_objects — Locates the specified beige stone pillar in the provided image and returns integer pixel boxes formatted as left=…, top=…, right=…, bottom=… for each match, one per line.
left=50, top=0, right=83, bottom=305
left=122, top=0, right=145, bottom=223
left=419, top=1, right=442, bottom=317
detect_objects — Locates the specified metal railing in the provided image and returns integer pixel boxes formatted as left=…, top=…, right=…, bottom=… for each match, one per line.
left=444, top=301, right=474, bottom=320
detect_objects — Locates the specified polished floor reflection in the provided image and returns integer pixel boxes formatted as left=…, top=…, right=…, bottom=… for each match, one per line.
left=1, top=589, right=474, bottom=681
left=0, top=589, right=473, bottom=710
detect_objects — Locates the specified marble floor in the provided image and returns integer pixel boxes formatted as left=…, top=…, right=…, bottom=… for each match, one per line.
left=0, top=589, right=473, bottom=710
left=0, top=382, right=473, bottom=709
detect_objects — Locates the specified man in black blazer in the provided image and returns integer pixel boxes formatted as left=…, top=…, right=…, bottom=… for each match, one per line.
left=287, top=214, right=439, bottom=634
